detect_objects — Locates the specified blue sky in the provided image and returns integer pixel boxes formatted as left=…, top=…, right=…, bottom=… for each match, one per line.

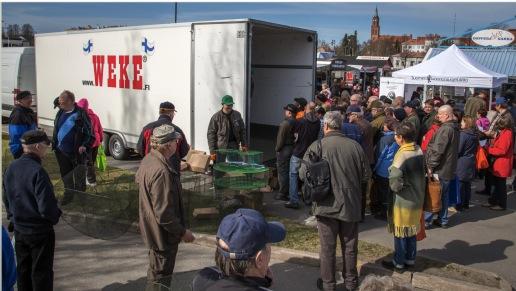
left=2, top=2, right=516, bottom=43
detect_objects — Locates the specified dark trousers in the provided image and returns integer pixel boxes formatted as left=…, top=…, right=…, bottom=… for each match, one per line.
left=14, top=230, right=55, bottom=291
left=317, top=216, right=358, bottom=291
left=276, top=146, right=293, bottom=196
left=459, top=180, right=471, bottom=209
left=146, top=244, right=180, bottom=290
left=490, top=176, right=507, bottom=209
left=374, top=176, right=391, bottom=215
left=86, top=146, right=99, bottom=184
left=55, top=151, right=86, bottom=202
left=361, top=183, right=367, bottom=221
left=484, top=170, right=493, bottom=193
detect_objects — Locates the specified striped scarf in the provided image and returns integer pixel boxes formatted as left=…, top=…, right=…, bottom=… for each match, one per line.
left=388, top=142, right=425, bottom=238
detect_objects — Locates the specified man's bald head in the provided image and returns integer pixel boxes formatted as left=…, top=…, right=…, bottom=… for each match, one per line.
left=437, top=105, right=454, bottom=123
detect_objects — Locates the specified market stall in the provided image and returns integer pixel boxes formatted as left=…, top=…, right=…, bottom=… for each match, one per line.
left=392, top=45, right=508, bottom=107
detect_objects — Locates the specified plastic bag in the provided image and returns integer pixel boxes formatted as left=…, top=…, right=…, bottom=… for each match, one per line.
left=96, top=144, right=107, bottom=172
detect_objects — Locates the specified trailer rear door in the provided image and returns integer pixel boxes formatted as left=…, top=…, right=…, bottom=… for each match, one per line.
left=192, top=22, right=248, bottom=152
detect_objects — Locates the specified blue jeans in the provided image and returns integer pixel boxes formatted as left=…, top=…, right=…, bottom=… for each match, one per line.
left=425, top=179, right=451, bottom=225
left=393, top=236, right=417, bottom=267
left=289, top=155, right=302, bottom=204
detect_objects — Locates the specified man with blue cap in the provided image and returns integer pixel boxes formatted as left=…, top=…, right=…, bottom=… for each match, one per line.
left=192, top=208, right=286, bottom=291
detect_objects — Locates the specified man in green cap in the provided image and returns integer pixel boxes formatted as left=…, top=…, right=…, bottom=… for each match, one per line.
left=207, top=95, right=247, bottom=157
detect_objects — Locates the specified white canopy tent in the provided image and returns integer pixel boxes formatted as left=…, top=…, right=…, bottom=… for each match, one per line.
left=392, top=45, right=508, bottom=89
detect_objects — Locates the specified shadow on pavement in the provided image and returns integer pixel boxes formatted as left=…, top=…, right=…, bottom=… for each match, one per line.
left=419, top=239, right=514, bottom=266
left=102, top=270, right=199, bottom=291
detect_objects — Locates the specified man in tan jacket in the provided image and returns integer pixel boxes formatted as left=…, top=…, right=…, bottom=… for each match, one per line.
left=136, top=124, right=195, bottom=290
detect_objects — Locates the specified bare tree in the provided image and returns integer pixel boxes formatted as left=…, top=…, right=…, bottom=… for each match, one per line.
left=21, top=24, right=35, bottom=45
left=7, top=24, right=20, bottom=39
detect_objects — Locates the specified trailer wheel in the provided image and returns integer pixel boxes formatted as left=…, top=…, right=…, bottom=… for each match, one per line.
left=103, top=133, right=111, bottom=156
left=109, top=134, right=129, bottom=160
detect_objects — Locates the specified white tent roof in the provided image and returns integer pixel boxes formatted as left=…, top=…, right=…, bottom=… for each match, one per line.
left=392, top=44, right=508, bottom=88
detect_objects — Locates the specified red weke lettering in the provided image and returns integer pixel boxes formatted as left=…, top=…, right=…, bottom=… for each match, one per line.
left=91, top=55, right=144, bottom=90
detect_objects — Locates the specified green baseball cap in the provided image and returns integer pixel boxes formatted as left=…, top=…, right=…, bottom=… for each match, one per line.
left=221, top=95, right=235, bottom=105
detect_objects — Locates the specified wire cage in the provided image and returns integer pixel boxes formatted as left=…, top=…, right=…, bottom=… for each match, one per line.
left=213, top=149, right=269, bottom=191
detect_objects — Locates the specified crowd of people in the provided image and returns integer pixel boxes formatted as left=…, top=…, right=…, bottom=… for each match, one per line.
left=273, top=84, right=515, bottom=289
left=2, top=84, right=516, bottom=291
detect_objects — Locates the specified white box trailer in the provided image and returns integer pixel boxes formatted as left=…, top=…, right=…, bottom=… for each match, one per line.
left=2, top=47, right=37, bottom=118
left=35, top=19, right=316, bottom=160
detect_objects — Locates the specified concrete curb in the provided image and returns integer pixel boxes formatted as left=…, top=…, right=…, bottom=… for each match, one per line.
left=191, top=232, right=512, bottom=291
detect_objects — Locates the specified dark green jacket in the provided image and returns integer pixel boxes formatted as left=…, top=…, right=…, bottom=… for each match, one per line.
left=464, top=96, right=485, bottom=118
left=425, top=120, right=460, bottom=180
left=420, top=110, right=437, bottom=142
left=404, top=113, right=421, bottom=142
left=207, top=110, right=246, bottom=153
left=300, top=131, right=370, bottom=222
left=275, top=118, right=295, bottom=153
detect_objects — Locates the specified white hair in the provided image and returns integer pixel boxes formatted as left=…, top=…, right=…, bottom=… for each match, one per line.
left=323, top=111, right=343, bottom=130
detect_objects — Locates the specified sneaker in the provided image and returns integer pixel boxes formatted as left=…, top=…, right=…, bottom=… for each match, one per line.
left=86, top=179, right=97, bottom=187
left=284, top=201, right=300, bottom=209
left=424, top=222, right=432, bottom=229
left=381, top=260, right=405, bottom=272
left=432, top=220, right=448, bottom=229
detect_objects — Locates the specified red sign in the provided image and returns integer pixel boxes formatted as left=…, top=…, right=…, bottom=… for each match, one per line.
left=345, top=71, right=354, bottom=81
left=91, top=55, right=143, bottom=90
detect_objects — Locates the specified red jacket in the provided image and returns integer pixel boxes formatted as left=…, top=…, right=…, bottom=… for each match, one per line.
left=77, top=98, right=104, bottom=148
left=421, top=124, right=439, bottom=153
left=488, top=129, right=514, bottom=178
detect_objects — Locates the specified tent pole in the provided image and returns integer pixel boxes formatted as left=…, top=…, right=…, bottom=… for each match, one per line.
left=423, top=84, right=427, bottom=102
left=489, top=88, right=493, bottom=110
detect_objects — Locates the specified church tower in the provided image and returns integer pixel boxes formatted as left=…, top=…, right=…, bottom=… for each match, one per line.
left=371, top=6, right=380, bottom=41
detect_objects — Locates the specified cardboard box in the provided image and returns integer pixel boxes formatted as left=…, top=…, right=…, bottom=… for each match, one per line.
left=180, top=161, right=190, bottom=171
left=186, top=149, right=207, bottom=164
left=189, top=153, right=210, bottom=173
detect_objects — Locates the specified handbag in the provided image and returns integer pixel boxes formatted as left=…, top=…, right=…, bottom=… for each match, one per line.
left=476, top=146, right=489, bottom=170
left=96, top=144, right=107, bottom=172
left=424, top=177, right=441, bottom=213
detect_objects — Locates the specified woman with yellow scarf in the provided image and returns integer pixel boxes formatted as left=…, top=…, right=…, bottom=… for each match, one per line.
left=382, top=122, right=425, bottom=271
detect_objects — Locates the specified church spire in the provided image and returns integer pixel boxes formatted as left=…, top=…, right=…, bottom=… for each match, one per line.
left=375, top=6, right=378, bottom=17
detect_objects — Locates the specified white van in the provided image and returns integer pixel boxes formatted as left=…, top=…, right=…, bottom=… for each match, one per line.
left=2, top=47, right=37, bottom=118
left=35, top=19, right=316, bottom=160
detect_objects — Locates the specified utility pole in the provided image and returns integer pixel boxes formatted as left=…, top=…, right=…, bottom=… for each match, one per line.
left=452, top=13, right=456, bottom=37
left=174, top=3, right=178, bottom=23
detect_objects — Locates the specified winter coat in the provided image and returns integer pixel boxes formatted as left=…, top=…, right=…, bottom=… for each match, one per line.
left=476, top=117, right=490, bottom=132
left=374, top=132, right=399, bottom=179
left=457, top=128, right=478, bottom=182
left=3, top=154, right=62, bottom=235
left=275, top=117, right=295, bottom=153
left=135, top=150, right=186, bottom=251
left=8, top=105, right=37, bottom=158
left=464, top=96, right=485, bottom=119
left=421, top=124, right=439, bottom=153
left=488, top=129, right=514, bottom=178
left=388, top=143, right=425, bottom=238
left=420, top=111, right=437, bottom=142
left=341, top=122, right=363, bottom=145
left=207, top=110, right=246, bottom=154
left=355, top=118, right=375, bottom=165
left=300, top=131, right=371, bottom=222
left=52, top=105, right=93, bottom=156
left=370, top=112, right=386, bottom=143
left=404, top=113, right=421, bottom=141
left=77, top=98, right=104, bottom=148
left=136, top=115, right=190, bottom=175
left=292, top=112, right=321, bottom=158
left=425, top=120, right=460, bottom=180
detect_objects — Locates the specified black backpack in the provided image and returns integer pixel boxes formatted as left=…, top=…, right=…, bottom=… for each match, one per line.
left=301, top=140, right=331, bottom=204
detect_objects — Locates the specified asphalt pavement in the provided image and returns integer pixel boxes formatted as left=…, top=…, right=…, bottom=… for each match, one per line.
left=263, top=178, right=516, bottom=288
